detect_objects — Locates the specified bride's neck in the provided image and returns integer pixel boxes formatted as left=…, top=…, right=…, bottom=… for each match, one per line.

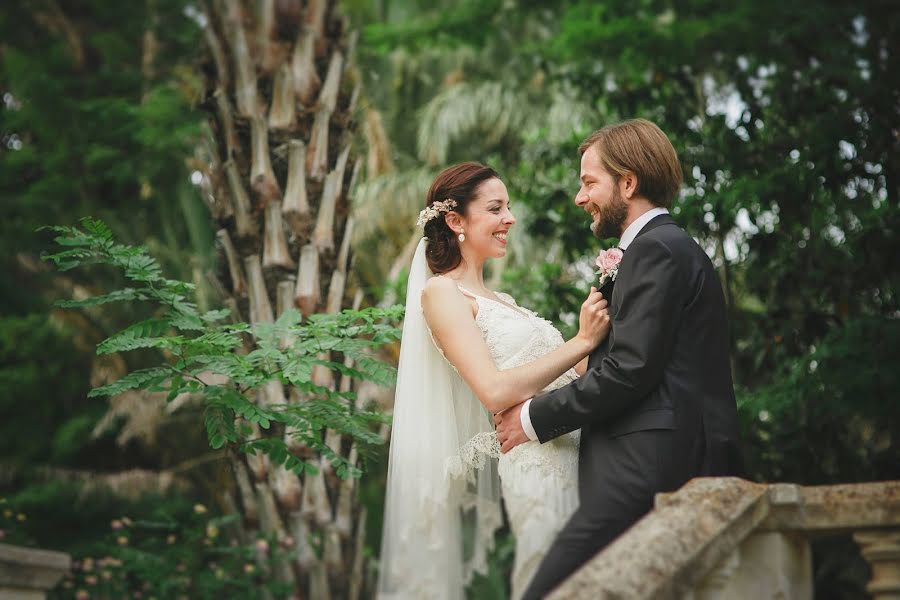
left=445, top=256, right=488, bottom=291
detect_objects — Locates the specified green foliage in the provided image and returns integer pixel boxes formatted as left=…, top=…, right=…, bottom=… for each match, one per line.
left=738, top=316, right=900, bottom=483
left=0, top=0, right=211, bottom=484
left=51, top=514, right=293, bottom=600
left=43, top=218, right=403, bottom=479
left=0, top=313, right=98, bottom=466
left=0, top=0, right=204, bottom=262
left=50, top=416, right=101, bottom=465
left=0, top=496, right=34, bottom=547
left=362, top=0, right=504, bottom=52
left=501, top=262, right=586, bottom=340
left=0, top=492, right=294, bottom=599
left=466, top=531, right=516, bottom=600
left=4, top=481, right=141, bottom=555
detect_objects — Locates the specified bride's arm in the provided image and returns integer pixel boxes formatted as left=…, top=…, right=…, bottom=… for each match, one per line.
left=574, top=357, right=588, bottom=376
left=421, top=276, right=608, bottom=414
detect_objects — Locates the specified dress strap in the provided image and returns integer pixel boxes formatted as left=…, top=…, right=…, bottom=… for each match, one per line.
left=435, top=275, right=479, bottom=300
left=438, top=276, right=528, bottom=317
left=455, top=284, right=479, bottom=300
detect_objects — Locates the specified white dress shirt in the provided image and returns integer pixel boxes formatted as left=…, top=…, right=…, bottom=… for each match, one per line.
left=519, top=207, right=670, bottom=441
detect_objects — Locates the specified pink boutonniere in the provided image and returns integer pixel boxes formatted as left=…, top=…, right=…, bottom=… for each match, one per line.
left=595, top=247, right=623, bottom=287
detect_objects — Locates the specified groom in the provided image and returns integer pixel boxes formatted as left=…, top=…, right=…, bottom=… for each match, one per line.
left=495, top=119, right=744, bottom=599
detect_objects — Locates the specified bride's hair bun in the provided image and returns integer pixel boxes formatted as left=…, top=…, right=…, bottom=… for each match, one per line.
left=423, top=162, right=498, bottom=274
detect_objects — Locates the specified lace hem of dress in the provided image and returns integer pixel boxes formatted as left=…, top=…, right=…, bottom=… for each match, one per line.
left=381, top=494, right=503, bottom=598
left=444, top=431, right=501, bottom=482
left=383, top=470, right=503, bottom=594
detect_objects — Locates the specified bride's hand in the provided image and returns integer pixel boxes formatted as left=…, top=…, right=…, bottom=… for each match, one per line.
left=576, top=286, right=611, bottom=349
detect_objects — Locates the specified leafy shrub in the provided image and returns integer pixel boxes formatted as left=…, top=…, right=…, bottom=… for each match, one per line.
left=42, top=218, right=403, bottom=481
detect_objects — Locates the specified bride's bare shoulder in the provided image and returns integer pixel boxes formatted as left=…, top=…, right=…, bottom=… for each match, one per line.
left=422, top=275, right=475, bottom=318
left=422, top=274, right=460, bottom=298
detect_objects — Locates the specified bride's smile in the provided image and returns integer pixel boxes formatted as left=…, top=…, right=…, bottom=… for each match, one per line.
left=450, top=176, right=516, bottom=260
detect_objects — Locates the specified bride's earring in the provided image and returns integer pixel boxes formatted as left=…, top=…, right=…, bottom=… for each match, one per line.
left=458, top=231, right=465, bottom=242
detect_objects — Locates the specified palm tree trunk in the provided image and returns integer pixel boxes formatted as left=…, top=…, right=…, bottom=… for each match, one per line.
left=199, top=1, right=365, bottom=595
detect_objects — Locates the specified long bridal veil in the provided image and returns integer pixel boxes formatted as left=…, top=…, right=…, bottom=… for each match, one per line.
left=377, top=238, right=502, bottom=599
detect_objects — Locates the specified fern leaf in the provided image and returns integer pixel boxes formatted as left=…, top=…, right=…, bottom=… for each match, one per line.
left=56, top=288, right=146, bottom=308
left=204, top=405, right=238, bottom=449
left=88, top=367, right=172, bottom=398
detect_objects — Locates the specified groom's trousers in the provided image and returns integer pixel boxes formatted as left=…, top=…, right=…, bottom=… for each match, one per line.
left=520, top=428, right=694, bottom=600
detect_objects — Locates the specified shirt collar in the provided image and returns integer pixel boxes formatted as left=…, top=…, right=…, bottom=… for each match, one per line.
left=618, top=207, right=669, bottom=250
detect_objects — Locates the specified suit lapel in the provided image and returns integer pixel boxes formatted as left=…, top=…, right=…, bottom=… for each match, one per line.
left=590, top=214, right=677, bottom=368
left=614, top=213, right=677, bottom=299
left=599, top=276, right=615, bottom=299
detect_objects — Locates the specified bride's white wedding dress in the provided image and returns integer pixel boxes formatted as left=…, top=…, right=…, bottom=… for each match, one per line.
left=378, top=239, right=579, bottom=600
left=452, top=283, right=580, bottom=600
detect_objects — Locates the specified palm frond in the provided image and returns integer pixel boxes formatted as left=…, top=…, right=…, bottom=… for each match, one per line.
left=543, top=87, right=598, bottom=144
left=417, top=81, right=530, bottom=166
left=351, top=167, right=435, bottom=246
left=387, top=45, right=480, bottom=87
left=363, top=108, right=395, bottom=177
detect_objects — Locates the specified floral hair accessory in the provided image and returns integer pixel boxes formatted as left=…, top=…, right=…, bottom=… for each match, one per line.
left=416, top=199, right=458, bottom=228
left=595, top=247, right=624, bottom=287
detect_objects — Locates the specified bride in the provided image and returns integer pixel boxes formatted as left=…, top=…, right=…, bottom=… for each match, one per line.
left=377, top=162, right=610, bottom=599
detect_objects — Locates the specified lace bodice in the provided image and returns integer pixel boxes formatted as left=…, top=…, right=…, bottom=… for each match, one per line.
left=440, top=281, right=580, bottom=476
left=463, top=288, right=578, bottom=391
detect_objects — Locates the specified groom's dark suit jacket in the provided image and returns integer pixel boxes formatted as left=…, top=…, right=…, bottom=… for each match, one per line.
left=523, top=214, right=743, bottom=599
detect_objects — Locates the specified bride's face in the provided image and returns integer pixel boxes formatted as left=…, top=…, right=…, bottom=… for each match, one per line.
left=457, top=178, right=516, bottom=260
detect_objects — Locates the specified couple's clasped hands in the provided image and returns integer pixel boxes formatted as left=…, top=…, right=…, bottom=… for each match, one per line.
left=494, top=288, right=611, bottom=453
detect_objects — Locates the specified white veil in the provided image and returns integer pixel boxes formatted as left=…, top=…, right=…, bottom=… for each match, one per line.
left=377, top=238, right=503, bottom=599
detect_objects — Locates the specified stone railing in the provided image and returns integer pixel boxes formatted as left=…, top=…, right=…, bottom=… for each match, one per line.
left=0, top=543, right=70, bottom=599
left=550, top=478, right=900, bottom=599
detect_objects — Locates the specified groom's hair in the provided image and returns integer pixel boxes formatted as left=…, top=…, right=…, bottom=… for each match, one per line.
left=579, top=119, right=683, bottom=209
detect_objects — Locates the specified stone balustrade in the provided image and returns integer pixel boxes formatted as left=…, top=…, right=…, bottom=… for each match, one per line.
left=0, top=543, right=70, bottom=599
left=549, top=478, right=900, bottom=599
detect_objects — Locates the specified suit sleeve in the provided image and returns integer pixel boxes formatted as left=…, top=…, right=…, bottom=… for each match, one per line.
left=530, top=236, right=687, bottom=442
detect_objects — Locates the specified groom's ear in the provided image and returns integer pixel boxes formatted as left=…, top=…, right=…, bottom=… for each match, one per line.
left=444, top=211, right=464, bottom=234
left=620, top=171, right=640, bottom=200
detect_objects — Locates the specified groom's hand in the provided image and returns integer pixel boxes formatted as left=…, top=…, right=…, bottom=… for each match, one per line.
left=494, top=403, right=529, bottom=454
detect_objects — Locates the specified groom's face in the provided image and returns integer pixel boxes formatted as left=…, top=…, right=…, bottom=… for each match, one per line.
left=575, top=145, right=628, bottom=239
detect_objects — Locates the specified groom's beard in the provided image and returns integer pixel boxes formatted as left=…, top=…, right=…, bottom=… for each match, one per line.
left=592, top=187, right=628, bottom=239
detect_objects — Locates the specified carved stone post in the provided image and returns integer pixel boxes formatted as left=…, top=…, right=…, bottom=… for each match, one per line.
left=0, top=543, right=71, bottom=599
left=855, top=529, right=900, bottom=599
